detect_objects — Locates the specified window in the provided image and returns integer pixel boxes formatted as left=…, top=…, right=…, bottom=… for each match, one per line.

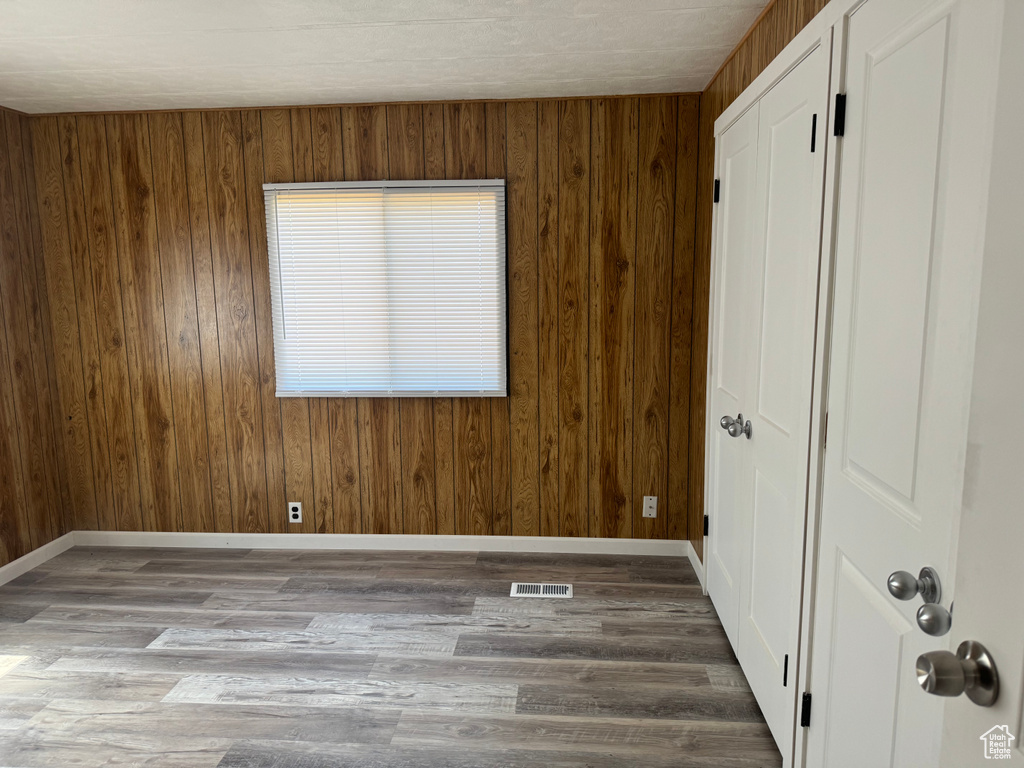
left=264, top=180, right=507, bottom=397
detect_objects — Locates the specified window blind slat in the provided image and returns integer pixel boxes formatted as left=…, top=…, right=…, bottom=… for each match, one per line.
left=265, top=181, right=506, bottom=398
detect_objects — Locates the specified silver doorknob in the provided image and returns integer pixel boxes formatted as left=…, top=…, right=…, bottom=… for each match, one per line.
left=720, top=415, right=736, bottom=430
left=917, top=603, right=952, bottom=636
left=726, top=413, right=752, bottom=439
left=887, top=567, right=941, bottom=604
left=916, top=640, right=999, bottom=706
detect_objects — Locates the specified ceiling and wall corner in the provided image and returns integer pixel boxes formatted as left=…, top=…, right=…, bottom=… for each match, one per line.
left=0, top=0, right=766, bottom=114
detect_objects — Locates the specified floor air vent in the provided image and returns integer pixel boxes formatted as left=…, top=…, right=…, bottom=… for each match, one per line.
left=510, top=582, right=573, bottom=598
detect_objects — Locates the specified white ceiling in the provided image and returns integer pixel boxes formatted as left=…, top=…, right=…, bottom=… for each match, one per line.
left=0, top=0, right=766, bottom=114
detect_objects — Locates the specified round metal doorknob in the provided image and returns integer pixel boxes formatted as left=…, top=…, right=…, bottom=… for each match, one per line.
left=916, top=640, right=999, bottom=706
left=886, top=566, right=941, bottom=604
left=726, top=413, right=752, bottom=439
left=917, top=603, right=952, bottom=636
left=720, top=415, right=735, bottom=430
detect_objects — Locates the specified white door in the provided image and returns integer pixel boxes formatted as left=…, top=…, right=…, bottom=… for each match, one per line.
left=739, top=41, right=830, bottom=757
left=805, top=1, right=1002, bottom=765
left=940, top=3, right=1022, bottom=764
left=706, top=104, right=759, bottom=649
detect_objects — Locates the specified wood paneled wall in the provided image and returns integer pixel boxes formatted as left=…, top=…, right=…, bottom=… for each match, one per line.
left=31, top=95, right=701, bottom=541
left=0, top=107, right=68, bottom=567
left=688, top=0, right=827, bottom=560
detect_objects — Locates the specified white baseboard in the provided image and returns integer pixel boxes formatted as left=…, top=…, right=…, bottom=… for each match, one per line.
left=73, top=530, right=691, bottom=557
left=0, top=533, right=76, bottom=586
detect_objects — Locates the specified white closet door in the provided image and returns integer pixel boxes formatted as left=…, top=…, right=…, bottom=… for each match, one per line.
left=939, top=4, right=1022, bottom=763
left=739, top=40, right=830, bottom=756
left=705, top=104, right=759, bottom=649
left=805, top=0, right=999, bottom=765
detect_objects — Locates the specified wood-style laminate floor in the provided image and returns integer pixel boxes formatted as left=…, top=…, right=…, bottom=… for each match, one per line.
left=0, top=547, right=782, bottom=767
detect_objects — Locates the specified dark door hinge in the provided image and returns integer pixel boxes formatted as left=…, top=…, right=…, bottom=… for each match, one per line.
left=783, top=654, right=789, bottom=687
left=823, top=412, right=829, bottom=450
left=833, top=93, right=847, bottom=137
left=801, top=692, right=812, bottom=727
left=703, top=514, right=709, bottom=537
left=811, top=114, right=818, bottom=152
left=713, top=178, right=720, bottom=203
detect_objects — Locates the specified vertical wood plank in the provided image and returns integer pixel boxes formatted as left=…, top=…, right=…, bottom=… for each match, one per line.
left=537, top=100, right=560, bottom=537
left=201, top=110, right=269, bottom=534
left=444, top=102, right=487, bottom=178
left=454, top=397, right=493, bottom=537
left=75, top=115, right=144, bottom=532
left=385, top=104, right=425, bottom=179
left=358, top=400, right=404, bottom=535
left=423, top=104, right=446, bottom=180
left=398, top=395, right=437, bottom=536
left=58, top=117, right=115, bottom=531
left=589, top=97, right=638, bottom=540
left=31, top=116, right=99, bottom=531
left=432, top=399, right=456, bottom=536
left=330, top=396, right=362, bottom=534
left=238, top=109, right=284, bottom=535
left=106, top=113, right=183, bottom=532
left=557, top=100, right=590, bottom=539
left=445, top=102, right=493, bottom=536
left=181, top=112, right=234, bottom=533
left=633, top=97, right=677, bottom=540
left=387, top=103, right=437, bottom=536
left=307, top=397, right=333, bottom=534
left=486, top=101, right=511, bottom=538
left=342, top=105, right=390, bottom=181
left=506, top=101, right=540, bottom=537
left=668, top=95, right=699, bottom=542
left=290, top=109, right=315, bottom=182
left=0, top=269, right=30, bottom=560
left=20, top=114, right=72, bottom=539
left=343, top=105, right=403, bottom=535
left=423, top=102, right=455, bottom=536
left=0, top=115, right=57, bottom=549
left=259, top=107, right=315, bottom=533
left=148, top=112, right=217, bottom=533
left=0, top=116, right=33, bottom=560
left=4, top=112, right=65, bottom=547
left=311, top=108, right=345, bottom=183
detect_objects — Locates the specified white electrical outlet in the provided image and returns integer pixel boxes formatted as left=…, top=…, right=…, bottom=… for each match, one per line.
left=642, top=495, right=657, bottom=518
left=288, top=502, right=302, bottom=524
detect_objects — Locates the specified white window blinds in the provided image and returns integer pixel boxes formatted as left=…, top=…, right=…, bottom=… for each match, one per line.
left=264, top=180, right=507, bottom=397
